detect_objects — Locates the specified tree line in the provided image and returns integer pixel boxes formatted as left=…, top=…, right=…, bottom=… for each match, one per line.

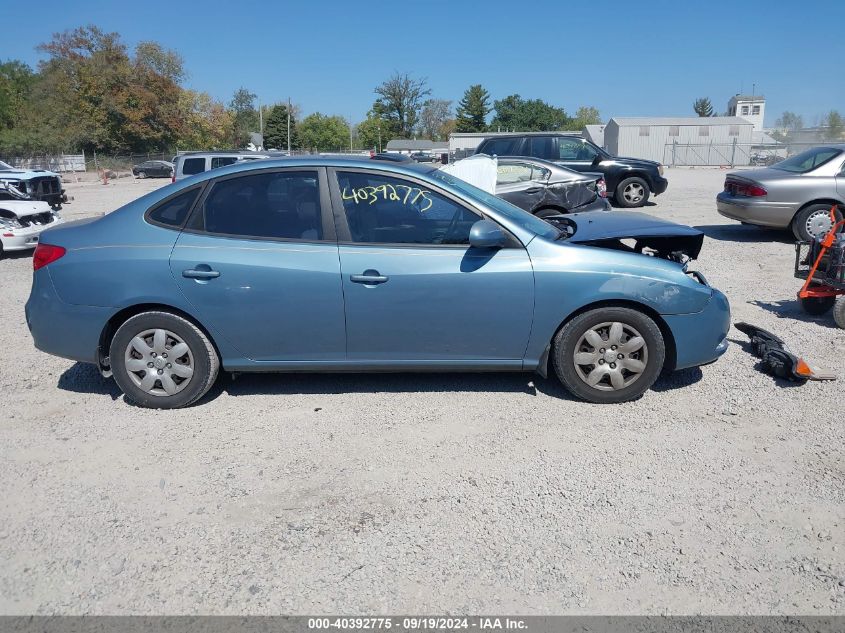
left=0, top=26, right=604, bottom=155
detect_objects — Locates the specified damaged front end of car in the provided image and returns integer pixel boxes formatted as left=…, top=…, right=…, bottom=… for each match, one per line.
left=546, top=211, right=705, bottom=266
left=0, top=200, right=65, bottom=254
left=0, top=169, right=68, bottom=209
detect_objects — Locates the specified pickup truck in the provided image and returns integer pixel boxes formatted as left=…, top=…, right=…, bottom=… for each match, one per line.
left=0, top=160, right=68, bottom=209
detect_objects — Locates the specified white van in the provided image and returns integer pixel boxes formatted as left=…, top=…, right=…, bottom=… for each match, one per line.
left=172, top=152, right=281, bottom=182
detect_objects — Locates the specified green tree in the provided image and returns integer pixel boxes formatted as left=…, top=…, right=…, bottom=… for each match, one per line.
left=373, top=72, right=430, bottom=138
left=356, top=112, right=388, bottom=151
left=455, top=84, right=491, bottom=133
left=298, top=112, right=349, bottom=152
left=177, top=89, right=233, bottom=150
left=567, top=105, right=601, bottom=130
left=823, top=110, right=844, bottom=140
left=0, top=60, right=35, bottom=131
left=771, top=111, right=804, bottom=142
left=693, top=97, right=714, bottom=117
left=490, top=95, right=568, bottom=131
left=229, top=87, right=258, bottom=147
left=419, top=99, right=452, bottom=140
left=263, top=103, right=298, bottom=150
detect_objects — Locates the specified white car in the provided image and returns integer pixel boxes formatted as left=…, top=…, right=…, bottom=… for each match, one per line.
left=0, top=200, right=65, bottom=257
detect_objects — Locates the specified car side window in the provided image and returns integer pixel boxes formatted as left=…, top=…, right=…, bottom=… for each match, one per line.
left=182, top=158, right=205, bottom=175
left=558, top=138, right=597, bottom=161
left=337, top=172, right=482, bottom=245
left=211, top=156, right=239, bottom=169
left=147, top=188, right=201, bottom=228
left=528, top=137, right=555, bottom=160
left=480, top=137, right=521, bottom=156
left=192, top=171, right=323, bottom=241
left=496, top=163, right=534, bottom=185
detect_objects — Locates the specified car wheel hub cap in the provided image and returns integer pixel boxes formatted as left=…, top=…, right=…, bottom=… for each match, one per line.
left=807, top=212, right=832, bottom=238
left=573, top=321, right=648, bottom=392
left=124, top=328, right=194, bottom=397
left=624, top=184, right=644, bottom=203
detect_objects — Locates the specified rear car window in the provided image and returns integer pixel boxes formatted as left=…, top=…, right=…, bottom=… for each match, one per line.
left=774, top=147, right=843, bottom=173
left=479, top=138, right=521, bottom=156
left=181, top=158, right=205, bottom=175
left=193, top=170, right=323, bottom=241
left=147, top=188, right=201, bottom=228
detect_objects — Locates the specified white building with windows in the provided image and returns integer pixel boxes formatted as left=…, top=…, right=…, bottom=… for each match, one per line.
left=604, top=117, right=755, bottom=165
left=727, top=95, right=765, bottom=130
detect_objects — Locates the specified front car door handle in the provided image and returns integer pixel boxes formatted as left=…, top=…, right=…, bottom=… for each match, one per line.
left=183, top=269, right=221, bottom=280
left=350, top=271, right=389, bottom=284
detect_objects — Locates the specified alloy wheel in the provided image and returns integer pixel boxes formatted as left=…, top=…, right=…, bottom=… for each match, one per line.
left=623, top=182, right=645, bottom=204
left=124, top=328, right=194, bottom=396
left=572, top=321, right=649, bottom=391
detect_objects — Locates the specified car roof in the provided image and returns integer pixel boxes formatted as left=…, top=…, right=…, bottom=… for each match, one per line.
left=176, top=156, right=438, bottom=182
left=479, top=132, right=584, bottom=139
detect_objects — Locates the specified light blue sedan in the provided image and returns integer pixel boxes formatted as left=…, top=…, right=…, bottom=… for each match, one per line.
left=25, top=158, right=729, bottom=408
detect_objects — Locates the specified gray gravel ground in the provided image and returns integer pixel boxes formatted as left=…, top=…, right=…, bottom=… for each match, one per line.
left=0, top=169, right=842, bottom=614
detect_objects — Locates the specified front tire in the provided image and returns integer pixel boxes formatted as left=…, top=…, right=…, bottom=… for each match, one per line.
left=552, top=307, right=665, bottom=403
left=137, top=171, right=147, bottom=179
left=792, top=204, right=841, bottom=241
left=109, top=311, right=219, bottom=409
left=614, top=176, right=650, bottom=208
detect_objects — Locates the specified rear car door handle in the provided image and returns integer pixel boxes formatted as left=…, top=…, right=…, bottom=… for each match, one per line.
left=182, top=268, right=220, bottom=280
left=350, top=270, right=389, bottom=285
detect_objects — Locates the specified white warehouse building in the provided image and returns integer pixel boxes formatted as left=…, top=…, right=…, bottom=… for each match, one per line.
left=604, top=116, right=755, bottom=166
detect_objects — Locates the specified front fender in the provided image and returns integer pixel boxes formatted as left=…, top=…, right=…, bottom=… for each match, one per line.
left=523, top=238, right=713, bottom=364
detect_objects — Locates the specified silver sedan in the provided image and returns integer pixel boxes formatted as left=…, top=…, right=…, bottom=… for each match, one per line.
left=716, top=144, right=845, bottom=241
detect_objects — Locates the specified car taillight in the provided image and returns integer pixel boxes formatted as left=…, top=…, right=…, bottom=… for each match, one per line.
left=725, top=178, right=766, bottom=197
left=597, top=178, right=607, bottom=198
left=33, top=243, right=66, bottom=270
left=171, top=174, right=176, bottom=183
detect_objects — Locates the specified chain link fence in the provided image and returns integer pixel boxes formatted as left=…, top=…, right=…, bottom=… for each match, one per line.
left=663, top=140, right=843, bottom=167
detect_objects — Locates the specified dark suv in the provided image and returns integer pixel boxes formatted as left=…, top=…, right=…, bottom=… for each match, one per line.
left=475, top=133, right=668, bottom=208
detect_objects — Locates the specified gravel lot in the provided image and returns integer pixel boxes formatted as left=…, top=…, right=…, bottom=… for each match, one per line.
left=0, top=169, right=842, bottom=615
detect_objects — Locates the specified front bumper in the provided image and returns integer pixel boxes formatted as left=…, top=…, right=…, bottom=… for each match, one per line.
left=1, top=215, right=65, bottom=251
left=651, top=175, right=669, bottom=196
left=663, top=288, right=731, bottom=370
left=716, top=192, right=797, bottom=228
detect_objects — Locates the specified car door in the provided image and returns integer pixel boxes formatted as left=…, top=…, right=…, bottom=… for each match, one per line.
left=495, top=160, right=548, bottom=212
left=169, top=167, right=346, bottom=362
left=329, top=168, right=534, bottom=364
left=554, top=137, right=600, bottom=174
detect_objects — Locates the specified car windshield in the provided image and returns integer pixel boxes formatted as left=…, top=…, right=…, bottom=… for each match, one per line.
left=430, top=169, right=560, bottom=240
left=772, top=147, right=843, bottom=173
left=0, top=160, right=13, bottom=170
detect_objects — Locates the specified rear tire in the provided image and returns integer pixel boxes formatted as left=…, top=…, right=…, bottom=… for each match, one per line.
left=137, top=171, right=146, bottom=179
left=792, top=204, right=841, bottom=241
left=109, top=311, right=219, bottom=409
left=552, top=307, right=665, bottom=404
left=614, top=176, right=650, bottom=208
left=800, top=295, right=835, bottom=316
left=833, top=297, right=845, bottom=329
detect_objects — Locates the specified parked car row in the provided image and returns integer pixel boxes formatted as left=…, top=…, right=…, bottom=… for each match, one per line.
left=25, top=157, right=729, bottom=409
left=475, top=133, right=668, bottom=208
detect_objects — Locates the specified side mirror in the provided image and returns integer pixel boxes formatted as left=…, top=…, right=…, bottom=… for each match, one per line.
left=469, top=219, right=508, bottom=249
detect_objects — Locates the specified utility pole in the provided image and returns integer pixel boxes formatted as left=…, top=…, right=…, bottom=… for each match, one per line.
left=349, top=117, right=353, bottom=152
left=258, top=99, right=263, bottom=136
left=377, top=123, right=382, bottom=153
left=287, top=97, right=291, bottom=154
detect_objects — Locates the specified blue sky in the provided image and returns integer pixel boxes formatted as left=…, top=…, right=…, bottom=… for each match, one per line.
left=3, top=0, right=843, bottom=127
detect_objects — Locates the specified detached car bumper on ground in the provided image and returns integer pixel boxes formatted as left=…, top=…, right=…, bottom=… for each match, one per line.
left=26, top=157, right=728, bottom=409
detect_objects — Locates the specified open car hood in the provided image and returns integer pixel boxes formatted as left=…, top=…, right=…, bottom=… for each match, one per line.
left=550, top=211, right=704, bottom=261
left=0, top=200, right=54, bottom=217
